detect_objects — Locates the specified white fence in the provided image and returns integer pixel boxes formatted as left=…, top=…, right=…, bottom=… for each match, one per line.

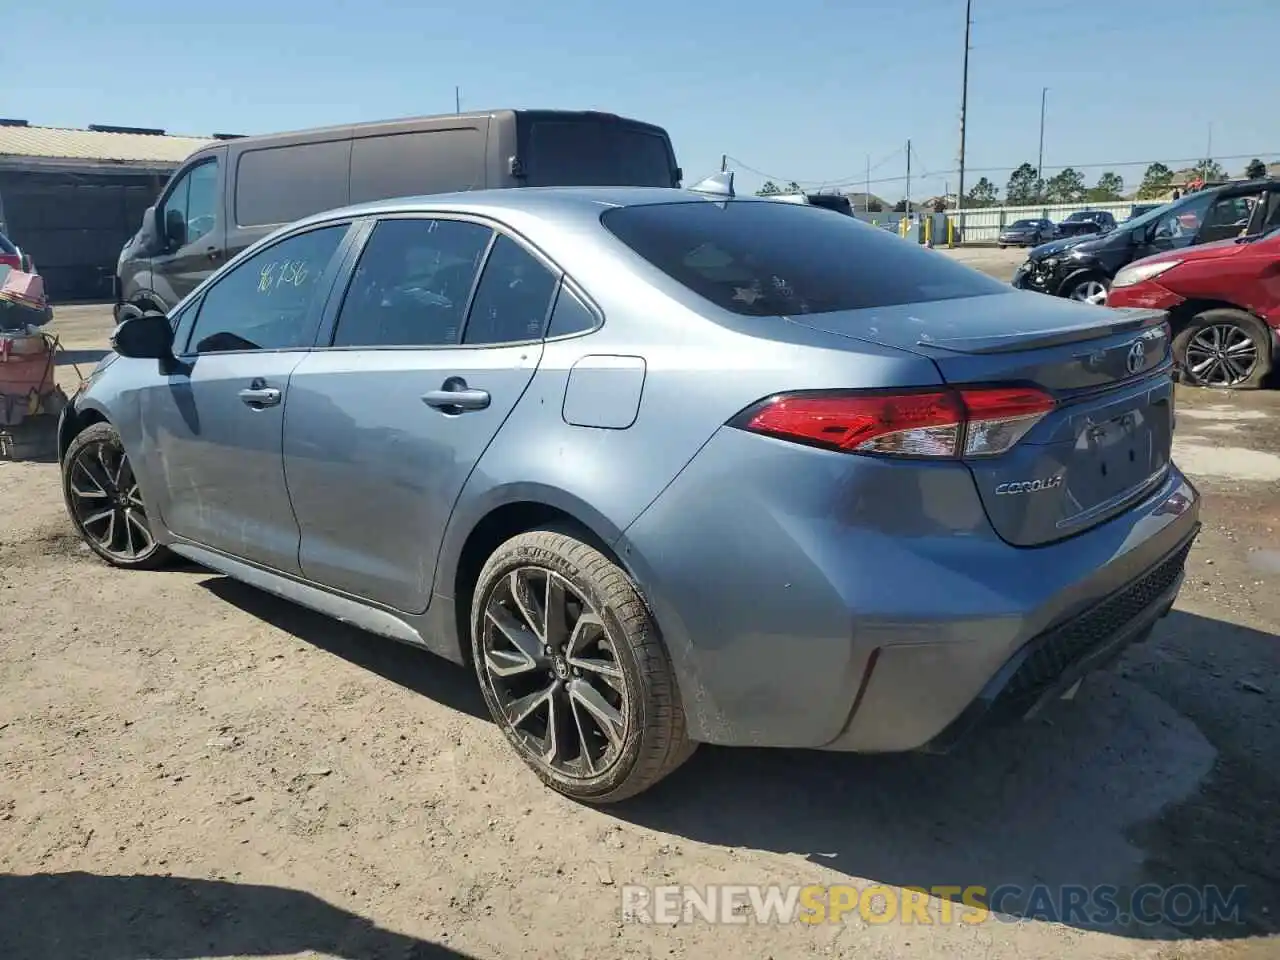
left=948, top=201, right=1146, bottom=244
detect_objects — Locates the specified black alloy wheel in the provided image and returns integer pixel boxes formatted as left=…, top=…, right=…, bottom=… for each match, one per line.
left=471, top=529, right=694, bottom=803
left=62, top=422, right=170, bottom=568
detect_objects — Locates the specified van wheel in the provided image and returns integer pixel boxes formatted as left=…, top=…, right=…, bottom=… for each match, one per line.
left=471, top=529, right=695, bottom=803
left=1173, top=309, right=1272, bottom=389
left=62, top=422, right=172, bottom=569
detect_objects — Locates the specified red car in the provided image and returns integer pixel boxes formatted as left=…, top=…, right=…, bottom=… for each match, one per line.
left=1107, top=226, right=1280, bottom=389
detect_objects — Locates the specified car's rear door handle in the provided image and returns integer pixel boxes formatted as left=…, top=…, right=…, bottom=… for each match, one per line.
left=422, top=379, right=490, bottom=413
left=238, top=387, right=282, bottom=408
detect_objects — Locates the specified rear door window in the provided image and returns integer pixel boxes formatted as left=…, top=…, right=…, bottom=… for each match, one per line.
left=521, top=119, right=675, bottom=187
left=601, top=200, right=1007, bottom=316
left=331, top=218, right=493, bottom=347
left=462, top=235, right=559, bottom=345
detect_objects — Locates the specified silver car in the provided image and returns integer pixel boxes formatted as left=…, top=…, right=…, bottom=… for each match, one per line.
left=59, top=182, right=1200, bottom=803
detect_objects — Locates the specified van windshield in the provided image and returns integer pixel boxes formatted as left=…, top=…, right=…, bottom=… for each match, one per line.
left=520, top=119, right=676, bottom=188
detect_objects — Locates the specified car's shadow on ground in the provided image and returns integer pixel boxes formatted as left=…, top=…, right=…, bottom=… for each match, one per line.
left=199, top=576, right=487, bottom=721
left=610, top=609, right=1279, bottom=942
left=194, top=575, right=1279, bottom=943
left=55, top=347, right=109, bottom=367
left=0, top=872, right=474, bottom=960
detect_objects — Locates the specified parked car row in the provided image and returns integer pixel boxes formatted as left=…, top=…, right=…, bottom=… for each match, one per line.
left=1012, top=177, right=1280, bottom=388
left=997, top=210, right=1119, bottom=248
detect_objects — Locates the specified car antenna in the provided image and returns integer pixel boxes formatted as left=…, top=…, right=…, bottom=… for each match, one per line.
left=688, top=170, right=736, bottom=199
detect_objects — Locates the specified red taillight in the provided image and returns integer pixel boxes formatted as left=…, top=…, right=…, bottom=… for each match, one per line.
left=735, top=386, right=1056, bottom=459
left=0, top=254, right=20, bottom=270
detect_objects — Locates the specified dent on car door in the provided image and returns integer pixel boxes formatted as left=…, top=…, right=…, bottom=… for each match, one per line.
left=138, top=223, right=352, bottom=572
left=283, top=217, right=562, bottom=613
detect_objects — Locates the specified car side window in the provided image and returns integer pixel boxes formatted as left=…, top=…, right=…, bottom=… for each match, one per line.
left=1152, top=192, right=1214, bottom=244
left=462, top=235, right=559, bottom=345
left=159, top=159, right=218, bottom=251
left=332, top=218, right=493, bottom=348
left=184, top=225, right=346, bottom=354
left=1200, top=194, right=1260, bottom=242
left=546, top=283, right=597, bottom=338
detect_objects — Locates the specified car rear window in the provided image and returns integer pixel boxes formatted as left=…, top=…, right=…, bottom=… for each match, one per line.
left=522, top=120, right=675, bottom=188
left=600, top=200, right=1007, bottom=316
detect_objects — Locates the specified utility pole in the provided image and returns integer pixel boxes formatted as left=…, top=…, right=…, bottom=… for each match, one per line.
left=1206, top=122, right=1213, bottom=160
left=455, top=86, right=461, bottom=114
left=905, top=139, right=911, bottom=213
left=865, top=155, right=871, bottom=211
left=720, top=154, right=727, bottom=172
left=1037, top=87, right=1047, bottom=181
left=956, top=0, right=972, bottom=239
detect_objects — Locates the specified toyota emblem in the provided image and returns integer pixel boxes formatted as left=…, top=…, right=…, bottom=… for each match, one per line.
left=1126, top=340, right=1146, bottom=375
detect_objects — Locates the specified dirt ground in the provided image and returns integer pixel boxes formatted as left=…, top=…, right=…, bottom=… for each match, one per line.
left=2, top=299, right=1278, bottom=960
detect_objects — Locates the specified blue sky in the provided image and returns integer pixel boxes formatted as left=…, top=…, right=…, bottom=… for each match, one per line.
left=15, top=0, right=1277, bottom=201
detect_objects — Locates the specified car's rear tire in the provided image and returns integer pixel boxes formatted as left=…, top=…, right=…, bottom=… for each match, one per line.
left=62, top=421, right=172, bottom=569
left=1173, top=308, right=1272, bottom=389
left=470, top=528, right=695, bottom=803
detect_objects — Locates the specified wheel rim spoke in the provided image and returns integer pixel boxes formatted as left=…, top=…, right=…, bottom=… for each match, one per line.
left=484, top=605, right=546, bottom=677
left=482, top=565, right=630, bottom=780
left=568, top=679, right=625, bottom=751
left=509, top=570, right=545, bottom=641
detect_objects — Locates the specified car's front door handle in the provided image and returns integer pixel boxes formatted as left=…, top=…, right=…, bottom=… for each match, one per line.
left=422, top=379, right=490, bottom=414
left=238, top=387, right=282, bottom=408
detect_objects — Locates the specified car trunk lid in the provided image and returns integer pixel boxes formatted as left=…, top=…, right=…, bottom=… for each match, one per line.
left=788, top=293, right=1175, bottom=546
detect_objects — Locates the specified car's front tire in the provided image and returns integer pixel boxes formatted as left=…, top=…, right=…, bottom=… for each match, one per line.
left=62, top=421, right=172, bottom=569
left=1064, top=274, right=1110, bottom=305
left=1173, top=308, right=1272, bottom=389
left=470, top=528, right=695, bottom=803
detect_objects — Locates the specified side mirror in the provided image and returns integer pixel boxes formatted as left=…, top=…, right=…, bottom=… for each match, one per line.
left=111, top=310, right=174, bottom=360
left=164, top=209, right=187, bottom=250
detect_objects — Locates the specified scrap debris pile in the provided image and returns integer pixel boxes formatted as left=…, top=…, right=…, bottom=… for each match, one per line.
left=0, top=266, right=65, bottom=435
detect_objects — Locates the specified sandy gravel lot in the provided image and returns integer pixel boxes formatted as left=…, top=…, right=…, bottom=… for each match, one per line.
left=1, top=301, right=1277, bottom=960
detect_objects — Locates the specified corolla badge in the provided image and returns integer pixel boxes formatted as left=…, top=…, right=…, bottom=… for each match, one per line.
left=1126, top=339, right=1146, bottom=375
left=995, top=474, right=1064, bottom=495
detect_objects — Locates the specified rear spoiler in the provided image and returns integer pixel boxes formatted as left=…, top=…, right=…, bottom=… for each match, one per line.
left=920, top=308, right=1168, bottom=355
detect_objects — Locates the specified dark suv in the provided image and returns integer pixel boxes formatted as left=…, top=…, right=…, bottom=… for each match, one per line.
left=1056, top=209, right=1117, bottom=237
left=1013, top=179, right=1280, bottom=304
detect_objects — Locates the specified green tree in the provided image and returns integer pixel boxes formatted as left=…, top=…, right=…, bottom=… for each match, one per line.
left=1087, top=171, right=1124, bottom=202
left=1138, top=162, right=1173, bottom=199
left=1005, top=163, right=1041, bottom=206
left=756, top=181, right=781, bottom=196
left=866, top=199, right=883, bottom=213
left=965, top=176, right=999, bottom=208
left=893, top=198, right=909, bottom=213
left=1193, top=159, right=1225, bottom=182
left=785, top=180, right=802, bottom=194
left=1245, top=158, right=1267, bottom=180
left=1045, top=167, right=1087, bottom=203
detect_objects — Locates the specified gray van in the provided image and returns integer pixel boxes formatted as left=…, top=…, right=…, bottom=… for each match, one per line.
left=114, top=109, right=682, bottom=318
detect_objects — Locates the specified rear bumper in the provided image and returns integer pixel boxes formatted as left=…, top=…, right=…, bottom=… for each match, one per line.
left=919, top=525, right=1195, bottom=752
left=619, top=426, right=1201, bottom=752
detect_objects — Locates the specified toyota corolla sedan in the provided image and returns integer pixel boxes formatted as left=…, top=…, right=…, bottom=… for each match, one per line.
left=59, top=179, right=1200, bottom=803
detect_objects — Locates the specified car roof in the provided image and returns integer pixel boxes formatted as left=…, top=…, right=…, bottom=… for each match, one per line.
left=288, top=186, right=776, bottom=231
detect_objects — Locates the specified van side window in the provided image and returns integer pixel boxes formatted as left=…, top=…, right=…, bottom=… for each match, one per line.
left=332, top=219, right=493, bottom=348
left=158, top=159, right=218, bottom=250
left=546, top=283, right=597, bottom=338
left=184, top=225, right=347, bottom=354
left=462, top=236, right=559, bottom=345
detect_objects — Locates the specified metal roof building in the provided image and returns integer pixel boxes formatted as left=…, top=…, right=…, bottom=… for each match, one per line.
left=0, top=121, right=219, bottom=300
